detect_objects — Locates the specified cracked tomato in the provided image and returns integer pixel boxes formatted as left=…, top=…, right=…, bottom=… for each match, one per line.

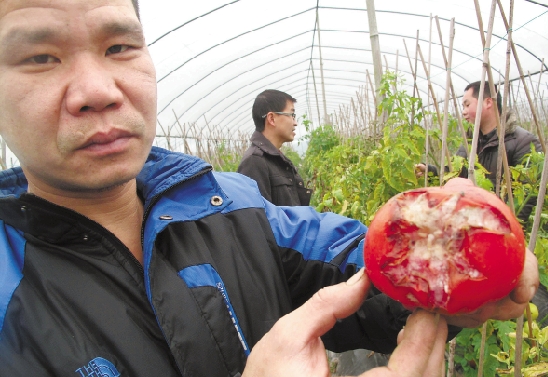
left=363, top=178, right=525, bottom=314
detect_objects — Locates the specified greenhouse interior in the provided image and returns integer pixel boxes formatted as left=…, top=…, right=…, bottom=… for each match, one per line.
left=141, top=1, right=548, bottom=375
left=0, top=0, right=547, bottom=376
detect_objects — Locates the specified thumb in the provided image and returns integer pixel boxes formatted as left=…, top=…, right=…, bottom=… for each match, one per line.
left=279, top=268, right=371, bottom=341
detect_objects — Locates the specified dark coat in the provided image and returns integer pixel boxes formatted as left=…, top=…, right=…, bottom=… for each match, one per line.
left=455, top=110, right=542, bottom=221
left=238, top=131, right=312, bottom=206
left=455, top=110, right=542, bottom=184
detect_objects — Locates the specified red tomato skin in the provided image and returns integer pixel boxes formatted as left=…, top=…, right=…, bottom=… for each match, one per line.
left=364, top=178, right=525, bottom=315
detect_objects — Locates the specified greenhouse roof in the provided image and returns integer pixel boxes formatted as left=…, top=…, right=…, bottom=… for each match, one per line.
left=139, top=0, right=547, bottom=146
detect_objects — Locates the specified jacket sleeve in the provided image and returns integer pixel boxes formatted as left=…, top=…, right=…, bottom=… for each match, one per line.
left=511, top=131, right=543, bottom=223
left=237, top=155, right=273, bottom=202
left=261, top=200, right=444, bottom=354
left=509, top=130, right=542, bottom=167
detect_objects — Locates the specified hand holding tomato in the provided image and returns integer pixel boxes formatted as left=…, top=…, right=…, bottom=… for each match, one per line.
left=364, top=178, right=538, bottom=322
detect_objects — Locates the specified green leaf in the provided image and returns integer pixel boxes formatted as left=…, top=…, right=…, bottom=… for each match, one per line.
left=333, top=189, right=345, bottom=202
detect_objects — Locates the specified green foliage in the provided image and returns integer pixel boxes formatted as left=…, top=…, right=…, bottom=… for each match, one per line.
left=300, top=71, right=548, bottom=376
left=302, top=71, right=453, bottom=224
left=281, top=146, right=303, bottom=172
left=209, top=142, right=241, bottom=172
left=453, top=316, right=548, bottom=377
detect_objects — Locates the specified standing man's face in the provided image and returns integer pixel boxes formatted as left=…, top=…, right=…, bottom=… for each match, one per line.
left=462, top=88, right=479, bottom=125
left=274, top=99, right=297, bottom=144
left=0, top=0, right=157, bottom=195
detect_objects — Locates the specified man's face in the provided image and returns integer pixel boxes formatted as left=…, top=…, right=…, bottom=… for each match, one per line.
left=274, top=100, right=297, bottom=144
left=462, top=87, right=495, bottom=127
left=461, top=88, right=479, bottom=124
left=0, top=0, right=157, bottom=195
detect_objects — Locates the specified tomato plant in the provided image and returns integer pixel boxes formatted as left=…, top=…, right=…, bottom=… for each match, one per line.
left=298, top=72, right=548, bottom=376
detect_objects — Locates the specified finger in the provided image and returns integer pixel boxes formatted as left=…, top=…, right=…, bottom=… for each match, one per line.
left=423, top=315, right=448, bottom=377
left=386, top=310, right=443, bottom=377
left=509, top=248, right=539, bottom=304
left=280, top=268, right=371, bottom=342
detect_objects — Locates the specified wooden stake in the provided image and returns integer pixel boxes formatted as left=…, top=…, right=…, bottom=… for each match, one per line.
left=417, top=44, right=453, bottom=173
left=310, top=60, right=322, bottom=127
left=440, top=18, right=456, bottom=187
left=435, top=16, right=469, bottom=155
left=497, top=0, right=546, bottom=153
left=366, top=0, right=385, bottom=125
left=468, top=0, right=497, bottom=187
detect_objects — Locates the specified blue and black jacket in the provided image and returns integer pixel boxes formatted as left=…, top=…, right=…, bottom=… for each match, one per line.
left=0, top=147, right=409, bottom=377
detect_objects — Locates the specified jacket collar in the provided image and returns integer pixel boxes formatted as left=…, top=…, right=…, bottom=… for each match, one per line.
left=0, top=148, right=212, bottom=242
left=504, top=109, right=518, bottom=134
left=250, top=131, right=282, bottom=156
left=0, top=147, right=211, bottom=204
left=137, top=147, right=211, bottom=210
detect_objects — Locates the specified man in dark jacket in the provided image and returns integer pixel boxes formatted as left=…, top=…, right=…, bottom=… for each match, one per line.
left=238, top=89, right=312, bottom=206
left=0, top=2, right=539, bottom=377
left=417, top=81, right=542, bottom=222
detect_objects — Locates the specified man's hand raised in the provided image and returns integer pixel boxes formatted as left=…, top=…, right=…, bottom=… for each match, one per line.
left=242, top=269, right=449, bottom=377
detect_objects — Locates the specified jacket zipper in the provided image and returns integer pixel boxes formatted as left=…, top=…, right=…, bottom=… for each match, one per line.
left=138, top=165, right=212, bottom=377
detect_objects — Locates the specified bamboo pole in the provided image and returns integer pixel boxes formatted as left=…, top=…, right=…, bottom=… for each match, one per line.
left=472, top=0, right=514, bottom=206
left=496, top=0, right=546, bottom=153
left=440, top=18, right=456, bottom=187
left=528, top=144, right=548, bottom=253
left=417, top=44, right=453, bottom=171
left=366, top=69, right=378, bottom=135
left=409, top=30, right=420, bottom=127
left=496, top=0, right=515, bottom=198
left=477, top=321, right=489, bottom=377
left=447, top=338, right=456, bottom=377
left=357, top=90, right=367, bottom=133
left=366, top=0, right=384, bottom=125
left=364, top=83, right=372, bottom=132
left=435, top=16, right=469, bottom=155
left=425, top=17, right=432, bottom=188
left=467, top=0, right=497, bottom=187
left=310, top=61, right=322, bottom=127
left=402, top=39, right=422, bottom=102
left=536, top=58, right=544, bottom=96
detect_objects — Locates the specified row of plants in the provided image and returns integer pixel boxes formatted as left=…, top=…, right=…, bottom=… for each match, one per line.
left=298, top=72, right=548, bottom=376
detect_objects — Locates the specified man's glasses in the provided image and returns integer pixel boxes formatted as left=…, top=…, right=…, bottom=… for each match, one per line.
left=262, top=112, right=296, bottom=119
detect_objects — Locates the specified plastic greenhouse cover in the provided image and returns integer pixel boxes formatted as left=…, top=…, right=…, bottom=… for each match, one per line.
left=139, top=0, right=547, bottom=151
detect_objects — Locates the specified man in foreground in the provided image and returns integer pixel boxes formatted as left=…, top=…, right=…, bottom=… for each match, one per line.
left=0, top=1, right=538, bottom=376
left=238, top=89, right=312, bottom=206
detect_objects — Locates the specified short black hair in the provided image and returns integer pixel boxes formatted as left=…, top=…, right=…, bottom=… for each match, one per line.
left=465, top=81, right=502, bottom=115
left=252, top=89, right=297, bottom=132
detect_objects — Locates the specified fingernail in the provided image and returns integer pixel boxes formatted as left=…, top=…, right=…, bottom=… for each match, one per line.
left=347, top=268, right=365, bottom=286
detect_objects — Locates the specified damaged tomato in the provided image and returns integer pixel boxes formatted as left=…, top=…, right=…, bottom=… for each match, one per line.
left=363, top=178, right=525, bottom=314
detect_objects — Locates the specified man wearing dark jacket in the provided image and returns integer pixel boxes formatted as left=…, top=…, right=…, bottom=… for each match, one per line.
left=238, top=89, right=312, bottom=206
left=417, top=81, right=542, bottom=222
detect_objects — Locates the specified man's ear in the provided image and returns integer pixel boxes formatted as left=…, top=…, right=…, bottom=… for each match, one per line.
left=484, top=97, right=494, bottom=111
left=265, top=113, right=276, bottom=128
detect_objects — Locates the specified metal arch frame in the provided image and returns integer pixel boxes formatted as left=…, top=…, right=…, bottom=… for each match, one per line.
left=184, top=69, right=436, bottom=135
left=154, top=7, right=317, bottom=83
left=151, top=2, right=548, bottom=133
left=157, top=35, right=314, bottom=116
left=159, top=34, right=490, bottom=126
